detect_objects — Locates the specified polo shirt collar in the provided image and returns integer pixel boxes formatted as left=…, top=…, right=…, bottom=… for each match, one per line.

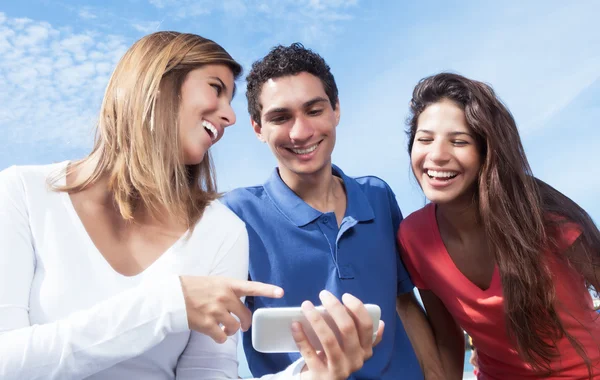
left=335, top=165, right=375, bottom=224
left=263, top=164, right=375, bottom=227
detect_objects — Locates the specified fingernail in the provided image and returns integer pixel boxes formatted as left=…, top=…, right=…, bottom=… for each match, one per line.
left=291, top=321, right=301, bottom=332
left=319, top=290, right=333, bottom=301
left=301, top=300, right=314, bottom=311
left=273, top=288, right=284, bottom=297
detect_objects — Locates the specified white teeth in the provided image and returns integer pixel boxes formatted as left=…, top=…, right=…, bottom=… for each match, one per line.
left=202, top=120, right=218, bottom=141
left=427, top=170, right=458, bottom=178
left=291, top=143, right=319, bottom=155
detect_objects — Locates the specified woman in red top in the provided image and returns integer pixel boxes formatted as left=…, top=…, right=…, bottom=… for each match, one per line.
left=398, top=73, right=600, bottom=379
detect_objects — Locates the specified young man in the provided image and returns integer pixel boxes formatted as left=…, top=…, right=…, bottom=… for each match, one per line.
left=223, top=44, right=443, bottom=379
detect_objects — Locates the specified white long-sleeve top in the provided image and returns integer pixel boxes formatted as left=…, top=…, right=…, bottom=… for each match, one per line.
left=0, top=162, right=302, bottom=380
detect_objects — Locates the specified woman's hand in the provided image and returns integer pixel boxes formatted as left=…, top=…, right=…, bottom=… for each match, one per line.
left=294, top=291, right=384, bottom=380
left=179, top=276, right=283, bottom=343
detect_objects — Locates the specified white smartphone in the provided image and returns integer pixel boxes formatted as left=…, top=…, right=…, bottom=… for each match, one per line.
left=251, top=304, right=381, bottom=353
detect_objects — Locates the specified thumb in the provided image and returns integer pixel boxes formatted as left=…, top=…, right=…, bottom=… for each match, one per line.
left=373, top=320, right=385, bottom=347
left=292, top=322, right=325, bottom=373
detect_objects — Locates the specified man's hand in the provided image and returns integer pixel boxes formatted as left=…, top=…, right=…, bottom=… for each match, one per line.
left=179, top=276, right=283, bottom=343
left=292, top=291, right=384, bottom=380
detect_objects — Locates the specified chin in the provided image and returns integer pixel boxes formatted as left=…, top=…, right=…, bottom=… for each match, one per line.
left=289, top=161, right=328, bottom=176
left=422, top=189, right=457, bottom=205
left=183, top=152, right=207, bottom=166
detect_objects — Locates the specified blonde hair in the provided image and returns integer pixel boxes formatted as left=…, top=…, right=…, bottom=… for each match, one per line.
left=52, top=31, right=242, bottom=229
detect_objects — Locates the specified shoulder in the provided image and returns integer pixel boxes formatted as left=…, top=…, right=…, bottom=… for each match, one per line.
left=0, top=162, right=66, bottom=196
left=0, top=165, right=21, bottom=188
left=1, top=161, right=67, bottom=183
left=399, top=204, right=435, bottom=240
left=349, top=174, right=398, bottom=206
left=352, top=174, right=394, bottom=193
left=345, top=173, right=404, bottom=223
left=185, top=199, right=248, bottom=252
left=221, top=186, right=266, bottom=204
left=202, top=199, right=247, bottom=234
left=544, top=214, right=583, bottom=253
left=220, top=186, right=268, bottom=216
left=0, top=166, right=25, bottom=207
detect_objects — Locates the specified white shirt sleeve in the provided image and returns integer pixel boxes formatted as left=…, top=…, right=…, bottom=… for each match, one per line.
left=175, top=225, right=249, bottom=379
left=0, top=167, right=189, bottom=379
left=174, top=215, right=305, bottom=380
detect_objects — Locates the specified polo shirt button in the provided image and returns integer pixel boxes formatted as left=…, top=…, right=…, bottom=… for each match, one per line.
left=323, top=216, right=329, bottom=224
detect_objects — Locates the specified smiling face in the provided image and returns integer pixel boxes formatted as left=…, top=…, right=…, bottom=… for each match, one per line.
left=253, top=72, right=340, bottom=178
left=411, top=99, right=482, bottom=207
left=178, top=64, right=236, bottom=165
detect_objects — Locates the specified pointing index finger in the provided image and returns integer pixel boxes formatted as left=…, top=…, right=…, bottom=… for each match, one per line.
left=230, top=279, right=284, bottom=298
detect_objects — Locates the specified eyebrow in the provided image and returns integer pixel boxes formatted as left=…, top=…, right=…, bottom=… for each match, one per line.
left=209, top=76, right=236, bottom=99
left=303, top=97, right=329, bottom=108
left=416, top=129, right=473, bottom=137
left=263, top=97, right=329, bottom=119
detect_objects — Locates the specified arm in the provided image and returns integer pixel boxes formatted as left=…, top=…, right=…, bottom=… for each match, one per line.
left=419, top=290, right=464, bottom=379
left=175, top=226, right=248, bottom=379
left=175, top=222, right=304, bottom=380
left=396, top=291, right=445, bottom=380
left=0, top=169, right=189, bottom=379
left=385, top=186, right=445, bottom=378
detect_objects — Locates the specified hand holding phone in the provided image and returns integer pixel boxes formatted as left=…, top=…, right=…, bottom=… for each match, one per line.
left=252, top=303, right=380, bottom=353
left=254, top=291, right=385, bottom=380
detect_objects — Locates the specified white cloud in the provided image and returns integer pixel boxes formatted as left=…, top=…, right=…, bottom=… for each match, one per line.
left=144, top=0, right=360, bottom=45
left=148, top=0, right=215, bottom=18
left=78, top=9, right=98, bottom=20
left=131, top=21, right=163, bottom=34
left=11, top=18, right=32, bottom=30
left=148, top=0, right=168, bottom=8
left=0, top=12, right=128, bottom=149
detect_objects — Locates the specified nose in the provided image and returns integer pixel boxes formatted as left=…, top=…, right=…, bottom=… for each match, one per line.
left=289, top=116, right=314, bottom=143
left=428, top=139, right=451, bottom=163
left=219, top=102, right=236, bottom=127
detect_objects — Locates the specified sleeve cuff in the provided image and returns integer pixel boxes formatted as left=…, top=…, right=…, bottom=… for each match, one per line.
left=256, top=357, right=304, bottom=379
left=288, top=357, right=305, bottom=376
left=397, top=277, right=415, bottom=294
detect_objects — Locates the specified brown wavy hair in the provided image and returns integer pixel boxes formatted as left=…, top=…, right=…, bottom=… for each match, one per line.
left=407, top=72, right=600, bottom=375
left=51, top=31, right=241, bottom=229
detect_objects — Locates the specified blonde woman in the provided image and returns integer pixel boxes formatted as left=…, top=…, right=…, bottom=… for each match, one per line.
left=0, top=32, right=378, bottom=380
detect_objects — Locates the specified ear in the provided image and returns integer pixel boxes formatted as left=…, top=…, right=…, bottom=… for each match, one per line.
left=334, top=99, right=341, bottom=125
left=251, top=117, right=265, bottom=142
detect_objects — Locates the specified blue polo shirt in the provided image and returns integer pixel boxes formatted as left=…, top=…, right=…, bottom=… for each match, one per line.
left=222, top=165, right=422, bottom=379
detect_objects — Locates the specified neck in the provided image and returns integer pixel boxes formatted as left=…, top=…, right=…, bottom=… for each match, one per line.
left=70, top=155, right=113, bottom=206
left=436, top=200, right=482, bottom=241
left=71, top=157, right=175, bottom=227
left=278, top=162, right=342, bottom=212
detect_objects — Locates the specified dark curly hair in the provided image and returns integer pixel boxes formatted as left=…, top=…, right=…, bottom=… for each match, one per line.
left=246, top=42, right=338, bottom=125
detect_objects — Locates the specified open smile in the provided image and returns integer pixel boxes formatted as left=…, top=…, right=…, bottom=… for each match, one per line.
left=426, top=169, right=458, bottom=180
left=286, top=140, right=322, bottom=156
left=202, top=120, right=219, bottom=142
left=424, top=169, right=460, bottom=188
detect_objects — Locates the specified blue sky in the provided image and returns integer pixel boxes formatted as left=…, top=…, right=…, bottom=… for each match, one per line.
left=1, top=0, right=599, bottom=377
